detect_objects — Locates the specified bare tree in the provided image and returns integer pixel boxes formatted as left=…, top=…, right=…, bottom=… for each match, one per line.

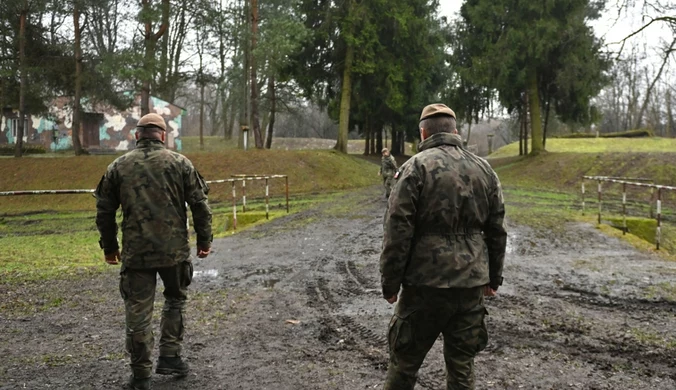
left=14, top=0, right=28, bottom=158
left=140, top=0, right=169, bottom=115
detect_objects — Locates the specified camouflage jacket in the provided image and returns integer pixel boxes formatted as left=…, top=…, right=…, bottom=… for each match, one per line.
left=95, top=138, right=213, bottom=269
left=380, top=155, right=398, bottom=176
left=380, top=132, right=506, bottom=298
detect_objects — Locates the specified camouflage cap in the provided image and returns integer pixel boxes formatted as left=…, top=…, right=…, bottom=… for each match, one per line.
left=382, top=148, right=389, bottom=154
left=137, top=113, right=167, bottom=131
left=419, top=103, right=456, bottom=122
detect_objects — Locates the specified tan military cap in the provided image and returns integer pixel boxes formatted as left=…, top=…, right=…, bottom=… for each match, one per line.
left=137, top=113, right=167, bottom=131
left=419, top=103, right=456, bottom=122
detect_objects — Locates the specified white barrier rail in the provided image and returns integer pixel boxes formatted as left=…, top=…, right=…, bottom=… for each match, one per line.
left=581, top=175, right=675, bottom=250
left=0, top=174, right=290, bottom=232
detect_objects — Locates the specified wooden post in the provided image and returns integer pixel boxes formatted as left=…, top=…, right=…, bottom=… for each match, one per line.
left=265, top=177, right=270, bottom=220
left=597, top=180, right=602, bottom=225
left=622, top=183, right=627, bottom=235
left=242, top=179, right=247, bottom=212
left=232, top=181, right=237, bottom=231
left=285, top=176, right=290, bottom=213
left=656, top=188, right=662, bottom=250
left=650, top=187, right=655, bottom=218
left=581, top=180, right=585, bottom=215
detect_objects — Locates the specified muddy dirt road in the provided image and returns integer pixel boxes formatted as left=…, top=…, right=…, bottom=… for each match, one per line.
left=1, top=187, right=676, bottom=389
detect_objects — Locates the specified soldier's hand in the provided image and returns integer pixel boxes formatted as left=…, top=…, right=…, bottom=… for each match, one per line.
left=197, top=245, right=211, bottom=258
left=104, top=250, right=120, bottom=265
left=484, top=285, right=497, bottom=297
left=385, top=295, right=398, bottom=304
left=378, top=172, right=381, bottom=176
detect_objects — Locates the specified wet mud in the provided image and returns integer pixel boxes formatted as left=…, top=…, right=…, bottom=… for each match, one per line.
left=1, top=187, right=675, bottom=389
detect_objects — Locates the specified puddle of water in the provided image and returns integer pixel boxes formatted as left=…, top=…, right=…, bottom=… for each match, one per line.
left=194, top=269, right=219, bottom=278
left=506, top=232, right=516, bottom=254
left=262, top=279, right=280, bottom=288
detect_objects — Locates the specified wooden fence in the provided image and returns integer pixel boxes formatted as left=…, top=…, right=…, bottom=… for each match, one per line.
left=582, top=176, right=676, bottom=250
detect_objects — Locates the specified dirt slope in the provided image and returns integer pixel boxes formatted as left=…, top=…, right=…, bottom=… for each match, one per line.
left=1, top=186, right=675, bottom=389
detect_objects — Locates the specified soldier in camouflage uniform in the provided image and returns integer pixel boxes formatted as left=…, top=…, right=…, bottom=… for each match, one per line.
left=95, top=113, right=213, bottom=390
left=379, top=148, right=398, bottom=199
left=380, top=104, right=506, bottom=390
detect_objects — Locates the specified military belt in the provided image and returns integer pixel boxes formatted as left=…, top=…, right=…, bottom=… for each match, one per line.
left=417, top=229, right=482, bottom=236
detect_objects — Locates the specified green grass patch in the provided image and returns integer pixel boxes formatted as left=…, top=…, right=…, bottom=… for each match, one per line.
left=0, top=149, right=380, bottom=213
left=0, top=191, right=356, bottom=283
left=491, top=137, right=676, bottom=157
left=644, top=282, right=676, bottom=301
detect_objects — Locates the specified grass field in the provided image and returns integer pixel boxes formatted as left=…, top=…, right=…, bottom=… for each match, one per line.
left=491, top=137, right=676, bottom=157
left=5, top=135, right=676, bottom=283
left=0, top=143, right=383, bottom=282
left=181, top=136, right=415, bottom=155
left=490, top=137, right=676, bottom=259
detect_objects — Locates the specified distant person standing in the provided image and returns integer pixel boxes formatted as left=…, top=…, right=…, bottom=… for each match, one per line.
left=380, top=104, right=507, bottom=390
left=95, top=113, right=213, bottom=390
left=379, top=148, right=398, bottom=199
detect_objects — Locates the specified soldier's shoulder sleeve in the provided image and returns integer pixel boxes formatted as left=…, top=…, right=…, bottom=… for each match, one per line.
left=95, top=160, right=121, bottom=254
left=380, top=157, right=422, bottom=298
left=182, top=157, right=212, bottom=246
left=181, top=158, right=210, bottom=203
left=483, top=164, right=506, bottom=291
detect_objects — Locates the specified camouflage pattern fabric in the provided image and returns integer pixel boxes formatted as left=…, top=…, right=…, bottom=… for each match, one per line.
left=381, top=155, right=398, bottom=198
left=384, top=286, right=488, bottom=390
left=119, top=261, right=193, bottom=378
left=383, top=175, right=395, bottom=198
left=95, top=138, right=212, bottom=269
left=95, top=137, right=212, bottom=379
left=380, top=132, right=506, bottom=299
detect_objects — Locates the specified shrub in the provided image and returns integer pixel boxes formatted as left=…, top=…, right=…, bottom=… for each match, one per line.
left=554, top=129, right=654, bottom=139
left=0, top=144, right=48, bottom=156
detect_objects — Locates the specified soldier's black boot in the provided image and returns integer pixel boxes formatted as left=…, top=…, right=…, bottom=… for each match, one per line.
left=156, top=356, right=189, bottom=377
left=127, top=375, right=151, bottom=390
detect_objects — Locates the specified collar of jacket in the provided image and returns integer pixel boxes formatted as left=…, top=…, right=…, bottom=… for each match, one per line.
left=418, top=132, right=463, bottom=152
left=136, top=138, right=165, bottom=149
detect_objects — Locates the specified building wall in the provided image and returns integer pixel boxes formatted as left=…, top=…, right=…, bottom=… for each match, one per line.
left=1, top=95, right=185, bottom=152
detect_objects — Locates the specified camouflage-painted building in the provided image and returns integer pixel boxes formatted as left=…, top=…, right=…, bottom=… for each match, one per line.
left=0, top=95, right=185, bottom=152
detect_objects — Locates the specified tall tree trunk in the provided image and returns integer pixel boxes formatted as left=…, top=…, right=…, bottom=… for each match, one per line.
left=158, top=0, right=170, bottom=98
left=239, top=0, right=249, bottom=149
left=335, top=2, right=354, bottom=154
left=336, top=42, right=353, bottom=153
left=527, top=72, right=543, bottom=154
left=141, top=0, right=169, bottom=116
left=223, top=92, right=234, bottom=139
left=364, top=126, right=370, bottom=155
left=249, top=0, right=263, bottom=148
left=72, top=1, right=85, bottom=155
left=391, top=124, right=399, bottom=156
left=226, top=96, right=237, bottom=139
left=398, top=131, right=403, bottom=155
left=519, top=111, right=524, bottom=156
left=465, top=121, right=473, bottom=147
left=15, top=1, right=27, bottom=158
left=667, top=89, right=674, bottom=138
left=376, top=125, right=383, bottom=152
left=543, top=95, right=551, bottom=149
left=199, top=78, right=205, bottom=150
left=369, top=123, right=376, bottom=155
left=265, top=75, right=275, bottom=149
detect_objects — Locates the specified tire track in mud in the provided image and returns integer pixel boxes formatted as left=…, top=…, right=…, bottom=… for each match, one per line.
left=305, top=251, right=446, bottom=390
left=490, top=293, right=676, bottom=381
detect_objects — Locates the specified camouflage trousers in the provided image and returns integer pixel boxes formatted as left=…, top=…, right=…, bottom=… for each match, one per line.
left=119, top=261, right=193, bottom=379
left=383, top=174, right=395, bottom=198
left=384, top=286, right=488, bottom=390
